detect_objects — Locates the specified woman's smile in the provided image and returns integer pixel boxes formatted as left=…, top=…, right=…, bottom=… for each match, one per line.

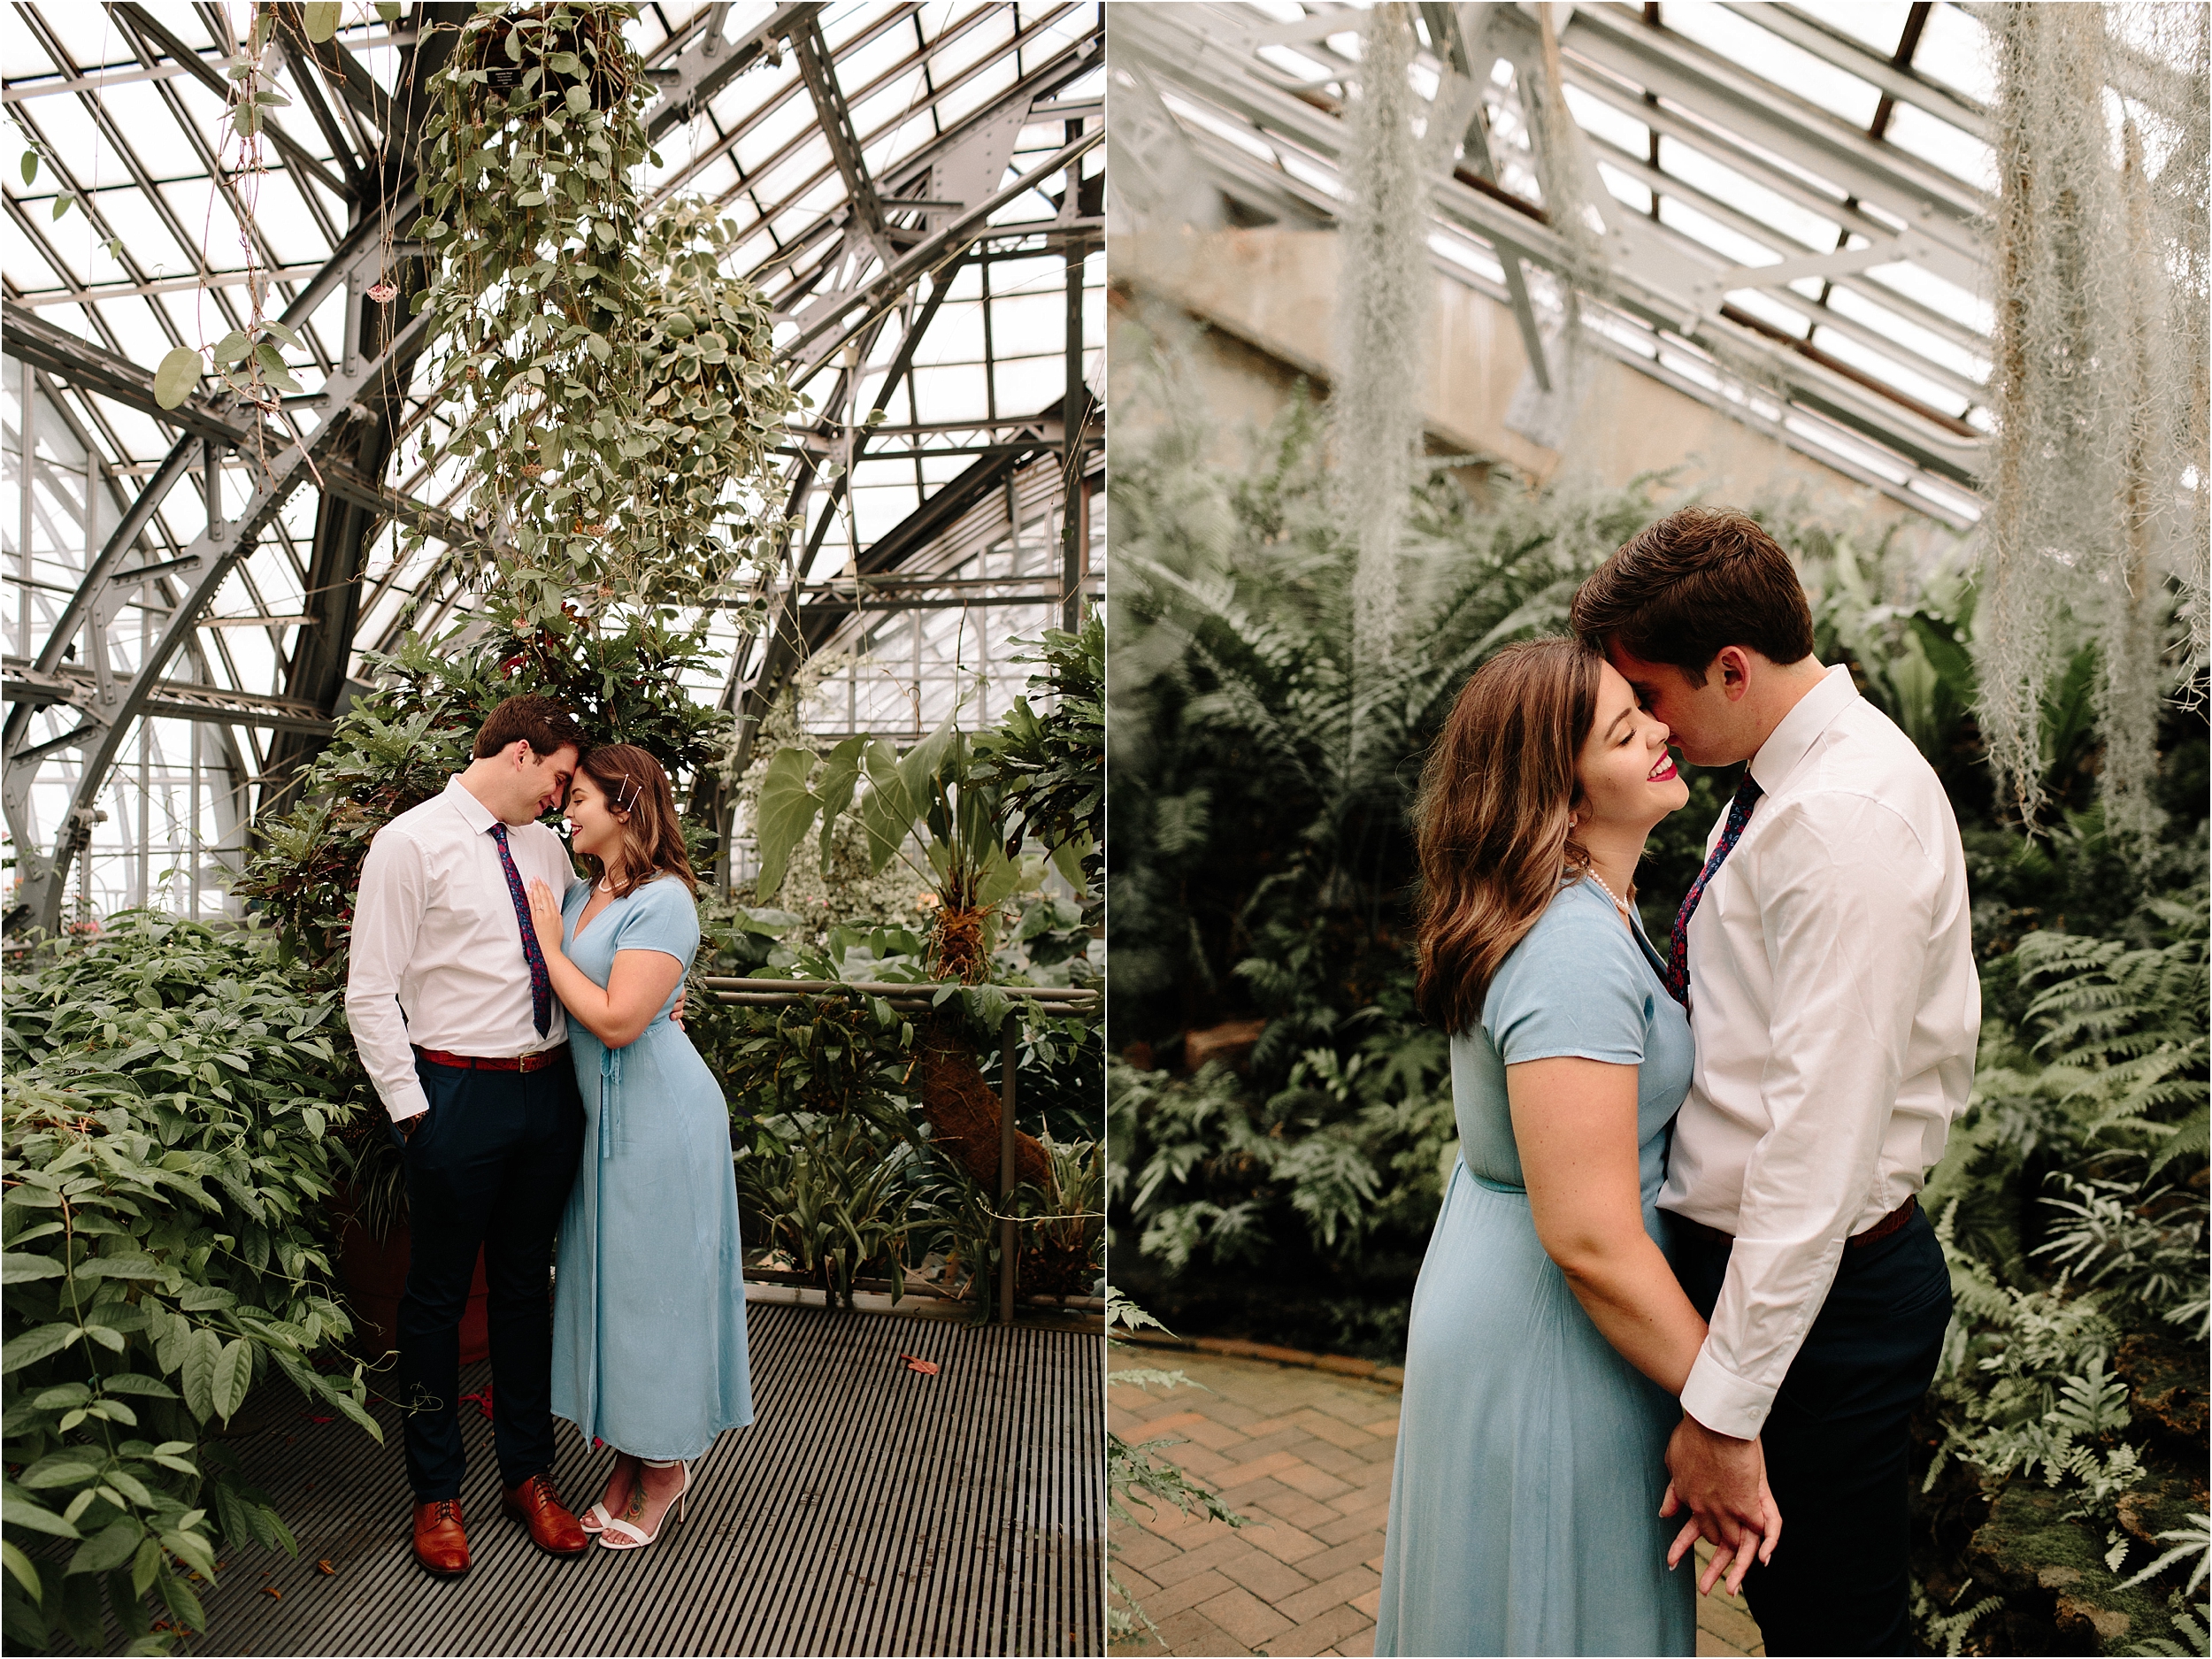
left=1647, top=752, right=1678, bottom=783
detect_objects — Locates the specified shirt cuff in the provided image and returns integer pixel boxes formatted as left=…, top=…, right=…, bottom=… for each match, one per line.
left=1680, top=1342, right=1775, bottom=1440
left=380, top=1084, right=430, bottom=1124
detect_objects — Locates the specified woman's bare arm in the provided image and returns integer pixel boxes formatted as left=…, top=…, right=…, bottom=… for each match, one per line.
left=525, top=878, right=685, bottom=1048
left=1509, top=1055, right=1780, bottom=1593
left=1506, top=1056, right=1708, bottom=1394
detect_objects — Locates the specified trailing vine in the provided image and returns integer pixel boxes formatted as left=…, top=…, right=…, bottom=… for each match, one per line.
left=407, top=3, right=795, bottom=621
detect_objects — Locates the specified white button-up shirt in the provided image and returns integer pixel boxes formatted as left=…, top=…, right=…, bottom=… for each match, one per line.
left=1661, top=664, right=1978, bottom=1439
left=344, top=777, right=575, bottom=1123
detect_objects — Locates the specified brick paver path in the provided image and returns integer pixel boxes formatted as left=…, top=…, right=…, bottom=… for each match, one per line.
left=1110, top=1347, right=1766, bottom=1657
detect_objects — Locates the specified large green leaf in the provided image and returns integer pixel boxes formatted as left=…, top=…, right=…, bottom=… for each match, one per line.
left=1, top=1252, right=65, bottom=1283
left=3, top=1496, right=81, bottom=1540
left=302, top=3, right=341, bottom=42
left=210, top=1338, right=252, bottom=1421
left=2, top=1323, right=81, bottom=1373
left=975, top=844, right=1025, bottom=911
left=752, top=749, right=818, bottom=898
left=178, top=1327, right=220, bottom=1421
left=151, top=349, right=203, bottom=411
left=812, top=736, right=865, bottom=878
left=0, top=1540, right=39, bottom=1605
left=857, top=741, right=916, bottom=875
left=895, top=714, right=959, bottom=818
left=67, top=1517, right=142, bottom=1578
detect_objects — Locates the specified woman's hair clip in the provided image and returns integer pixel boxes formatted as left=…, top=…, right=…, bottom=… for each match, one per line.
left=615, top=773, right=641, bottom=814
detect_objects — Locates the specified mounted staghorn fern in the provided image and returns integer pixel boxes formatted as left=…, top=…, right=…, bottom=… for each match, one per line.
left=1978, top=3, right=2210, bottom=837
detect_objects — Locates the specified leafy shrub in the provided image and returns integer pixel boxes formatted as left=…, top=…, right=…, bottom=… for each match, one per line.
left=3, top=914, right=378, bottom=1654
left=733, top=1115, right=933, bottom=1307
left=236, top=614, right=731, bottom=978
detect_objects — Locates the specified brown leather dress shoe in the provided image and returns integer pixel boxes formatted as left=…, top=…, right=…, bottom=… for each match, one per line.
left=411, top=1499, right=470, bottom=1578
left=503, top=1473, right=588, bottom=1557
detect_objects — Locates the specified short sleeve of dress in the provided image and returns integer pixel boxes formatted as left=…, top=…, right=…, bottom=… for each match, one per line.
left=611, top=878, right=701, bottom=970
left=1481, top=883, right=1651, bottom=1068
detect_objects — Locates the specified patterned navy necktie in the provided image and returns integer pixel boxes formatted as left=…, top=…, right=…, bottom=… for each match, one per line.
left=488, top=824, right=554, bottom=1038
left=1663, top=772, right=1763, bottom=1009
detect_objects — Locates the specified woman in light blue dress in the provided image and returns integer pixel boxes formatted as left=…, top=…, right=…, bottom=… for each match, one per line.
left=525, top=743, right=752, bottom=1555
left=1374, top=640, right=1778, bottom=1655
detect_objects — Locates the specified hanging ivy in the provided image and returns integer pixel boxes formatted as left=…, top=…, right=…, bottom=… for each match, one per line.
left=407, top=3, right=795, bottom=621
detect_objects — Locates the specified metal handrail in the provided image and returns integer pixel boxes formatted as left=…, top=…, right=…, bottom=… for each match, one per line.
left=703, top=976, right=1098, bottom=1002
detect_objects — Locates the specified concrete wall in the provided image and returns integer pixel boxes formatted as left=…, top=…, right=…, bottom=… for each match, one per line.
left=1110, top=226, right=1951, bottom=543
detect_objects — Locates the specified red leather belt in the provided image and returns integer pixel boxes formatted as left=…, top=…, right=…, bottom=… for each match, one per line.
left=1675, top=1193, right=1916, bottom=1253
left=414, top=1044, right=567, bottom=1073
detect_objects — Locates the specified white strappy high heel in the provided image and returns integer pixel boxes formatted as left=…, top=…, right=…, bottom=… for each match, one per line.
left=596, top=1458, right=689, bottom=1552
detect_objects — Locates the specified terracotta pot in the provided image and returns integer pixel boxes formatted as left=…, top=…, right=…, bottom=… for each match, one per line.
left=338, top=1214, right=488, bottom=1366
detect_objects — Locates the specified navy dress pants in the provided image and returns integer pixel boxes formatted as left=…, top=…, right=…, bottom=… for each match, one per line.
left=393, top=1051, right=585, bottom=1502
left=1671, top=1208, right=1953, bottom=1657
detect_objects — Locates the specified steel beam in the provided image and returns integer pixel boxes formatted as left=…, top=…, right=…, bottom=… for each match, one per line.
left=1725, top=4, right=1990, bottom=141
left=780, top=130, right=1103, bottom=373
left=113, top=4, right=354, bottom=202
left=5, top=303, right=431, bottom=933
left=645, top=3, right=818, bottom=141
left=4, top=661, right=334, bottom=737
left=790, top=17, right=891, bottom=251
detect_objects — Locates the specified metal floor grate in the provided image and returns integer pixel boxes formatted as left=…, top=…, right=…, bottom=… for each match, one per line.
left=177, top=1302, right=1102, bottom=1656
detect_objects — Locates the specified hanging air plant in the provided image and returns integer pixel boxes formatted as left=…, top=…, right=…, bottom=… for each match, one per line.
left=1333, top=1, right=1426, bottom=674
left=407, top=4, right=795, bottom=621
left=1978, top=2, right=2209, bottom=836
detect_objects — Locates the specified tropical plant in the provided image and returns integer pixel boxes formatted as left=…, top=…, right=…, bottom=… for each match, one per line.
left=406, top=4, right=794, bottom=619
left=972, top=615, right=1107, bottom=914
left=752, top=714, right=1055, bottom=986
left=3, top=913, right=380, bottom=1655
left=733, top=1115, right=932, bottom=1309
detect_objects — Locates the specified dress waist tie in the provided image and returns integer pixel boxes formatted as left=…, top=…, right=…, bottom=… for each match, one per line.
left=599, top=1043, right=624, bottom=1160
left=1468, top=1170, right=1527, bottom=1195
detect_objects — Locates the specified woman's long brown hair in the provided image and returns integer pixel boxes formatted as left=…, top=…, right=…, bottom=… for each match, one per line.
left=1414, top=637, right=1603, bottom=1033
left=576, top=743, right=698, bottom=896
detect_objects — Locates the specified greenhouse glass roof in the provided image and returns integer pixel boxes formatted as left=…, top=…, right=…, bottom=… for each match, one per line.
left=1108, top=1, right=2188, bottom=526
left=3, top=2, right=1102, bottom=927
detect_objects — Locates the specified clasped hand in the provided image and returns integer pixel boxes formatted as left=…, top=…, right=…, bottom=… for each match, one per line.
left=1659, top=1413, right=1782, bottom=1598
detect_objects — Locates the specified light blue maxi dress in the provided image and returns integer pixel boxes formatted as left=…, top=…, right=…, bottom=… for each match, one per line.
left=1374, top=878, right=1696, bottom=1657
left=549, top=876, right=754, bottom=1461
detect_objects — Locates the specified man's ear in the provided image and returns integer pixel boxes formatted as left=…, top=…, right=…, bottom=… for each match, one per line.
left=1716, top=647, right=1754, bottom=703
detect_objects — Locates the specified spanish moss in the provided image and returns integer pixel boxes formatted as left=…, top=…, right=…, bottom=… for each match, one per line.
left=1334, top=1, right=1428, bottom=673
left=1979, top=2, right=2209, bottom=833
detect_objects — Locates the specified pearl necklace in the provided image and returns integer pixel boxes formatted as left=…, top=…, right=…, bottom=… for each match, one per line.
left=1586, top=866, right=1635, bottom=919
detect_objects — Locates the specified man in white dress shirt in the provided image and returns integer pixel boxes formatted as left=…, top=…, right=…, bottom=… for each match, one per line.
left=346, top=695, right=593, bottom=1577
left=1571, top=509, right=1978, bottom=1655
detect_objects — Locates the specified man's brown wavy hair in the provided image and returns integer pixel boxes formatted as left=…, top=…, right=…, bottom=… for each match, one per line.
left=1570, top=506, right=1814, bottom=686
left=1415, top=638, right=1602, bottom=1033
left=576, top=744, right=697, bottom=897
